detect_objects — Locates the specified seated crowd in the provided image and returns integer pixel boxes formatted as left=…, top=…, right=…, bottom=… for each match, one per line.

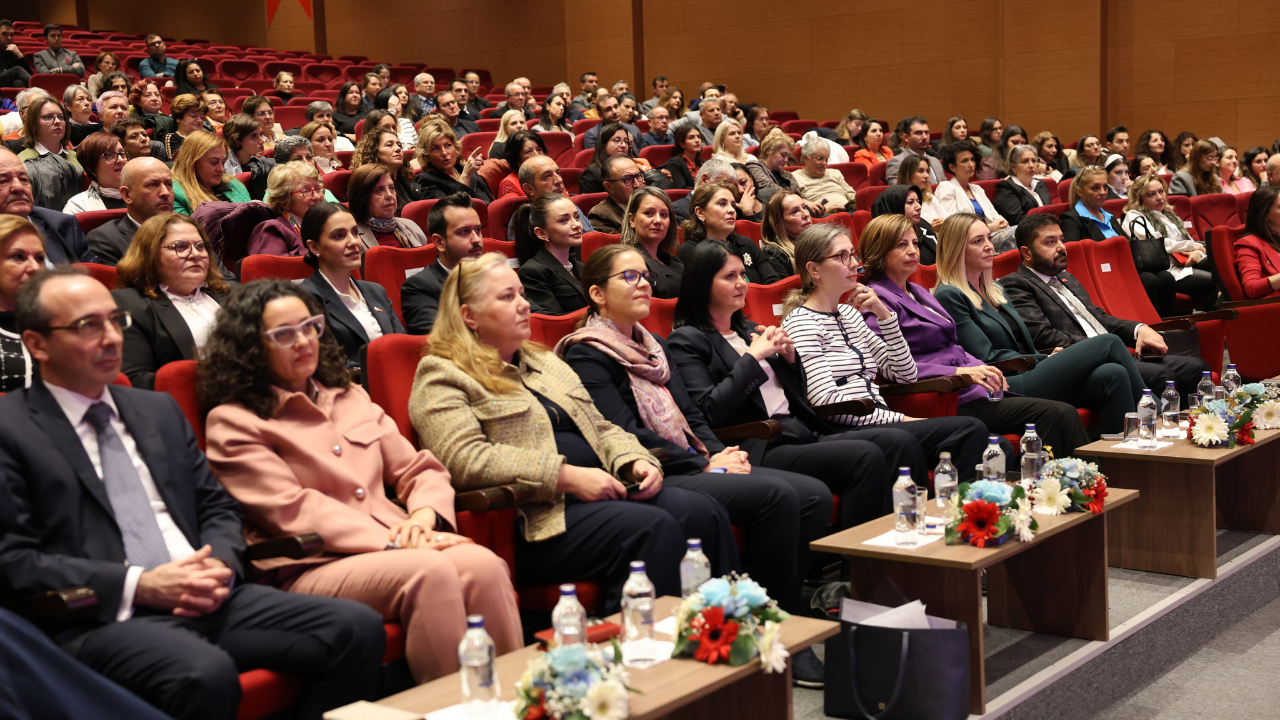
left=1, top=20, right=1279, bottom=720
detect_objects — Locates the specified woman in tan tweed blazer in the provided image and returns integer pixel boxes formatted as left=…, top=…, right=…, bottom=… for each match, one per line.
left=408, top=253, right=737, bottom=613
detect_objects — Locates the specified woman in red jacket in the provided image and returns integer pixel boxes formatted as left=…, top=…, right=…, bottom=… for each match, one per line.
left=1236, top=185, right=1280, bottom=299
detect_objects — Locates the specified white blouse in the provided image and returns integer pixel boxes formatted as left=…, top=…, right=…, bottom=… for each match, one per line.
left=1121, top=209, right=1201, bottom=280
left=161, top=286, right=221, bottom=351
left=721, top=331, right=790, bottom=417
left=321, top=273, right=383, bottom=342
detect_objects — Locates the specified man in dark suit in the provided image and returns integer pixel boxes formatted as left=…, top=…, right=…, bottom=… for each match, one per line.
left=435, top=91, right=480, bottom=138
left=86, top=157, right=173, bottom=265
left=0, top=267, right=385, bottom=720
left=401, top=193, right=486, bottom=335
left=1, top=149, right=97, bottom=264
left=999, top=214, right=1208, bottom=398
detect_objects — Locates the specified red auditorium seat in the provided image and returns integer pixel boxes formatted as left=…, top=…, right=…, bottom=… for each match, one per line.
left=459, top=68, right=492, bottom=87
left=907, top=264, right=937, bottom=289
left=991, top=248, right=1022, bottom=279
left=1058, top=179, right=1073, bottom=203
left=75, top=263, right=118, bottom=290
left=573, top=149, right=595, bottom=169
left=486, top=195, right=528, bottom=238
left=850, top=210, right=872, bottom=244
left=1211, top=223, right=1247, bottom=302
left=1027, top=203, right=1069, bottom=218
left=387, top=65, right=420, bottom=85
left=780, top=120, right=817, bottom=134
left=475, top=118, right=501, bottom=132
left=263, top=60, right=302, bottom=78
left=571, top=119, right=601, bottom=137
left=743, top=276, right=802, bottom=326
left=734, top=220, right=762, bottom=244
left=529, top=308, right=588, bottom=346
left=537, top=131, right=575, bottom=167
left=641, top=297, right=677, bottom=338
left=769, top=110, right=800, bottom=123
left=831, top=162, right=868, bottom=190
left=31, top=74, right=80, bottom=96
left=362, top=245, right=438, bottom=325
left=76, top=208, right=127, bottom=236
left=570, top=192, right=606, bottom=217
left=1235, top=190, right=1254, bottom=220
left=239, top=254, right=314, bottom=283
left=401, top=197, right=489, bottom=236
left=581, top=232, right=620, bottom=262
left=275, top=106, right=308, bottom=130
left=855, top=186, right=887, bottom=213
left=868, top=161, right=887, bottom=187
left=560, top=167, right=583, bottom=195
left=639, top=144, right=676, bottom=168
left=343, top=63, right=376, bottom=82
left=323, top=170, right=352, bottom=202
left=421, top=67, right=455, bottom=84
left=483, top=237, right=516, bottom=259
left=216, top=59, right=259, bottom=82
left=303, top=63, right=343, bottom=83
left=1189, top=193, right=1239, bottom=244
left=461, top=132, right=498, bottom=160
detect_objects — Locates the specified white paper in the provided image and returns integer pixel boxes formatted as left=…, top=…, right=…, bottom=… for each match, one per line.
left=839, top=598, right=958, bottom=629
left=405, top=267, right=423, bottom=278
left=602, top=640, right=675, bottom=668
left=861, top=529, right=945, bottom=549
left=859, top=600, right=931, bottom=629
left=1101, top=263, right=1112, bottom=272
left=772, top=303, right=783, bottom=316
left=423, top=701, right=515, bottom=720
left=653, top=616, right=677, bottom=636
left=506, top=258, right=520, bottom=269
left=1110, top=440, right=1174, bottom=450
left=324, top=700, right=428, bottom=720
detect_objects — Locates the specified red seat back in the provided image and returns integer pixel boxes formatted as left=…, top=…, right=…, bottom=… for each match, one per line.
left=1235, top=190, right=1254, bottom=221
left=769, top=110, right=799, bottom=124
left=75, top=208, right=127, bottom=236
left=302, top=63, right=342, bottom=83
left=573, top=149, right=595, bottom=169
left=1212, top=224, right=1247, bottom=301
left=274, top=106, right=308, bottom=131
left=571, top=118, right=601, bottom=136
left=991, top=248, right=1022, bottom=279
left=216, top=58, right=259, bottom=82
left=907, top=264, right=937, bottom=289
left=529, top=308, right=589, bottom=346
left=638, top=144, right=676, bottom=168
left=1027, top=203, right=1069, bottom=218
left=734, top=220, right=762, bottom=244
left=364, top=333, right=429, bottom=445
left=1225, top=302, right=1280, bottom=381
left=461, top=131, right=498, bottom=160
left=1062, top=241, right=1099, bottom=302
left=570, top=192, right=606, bottom=217
left=780, top=119, right=817, bottom=134
left=536, top=131, right=575, bottom=168
left=830, top=162, right=868, bottom=190
left=363, top=245, right=439, bottom=325
left=402, top=197, right=489, bottom=236
left=560, top=167, right=583, bottom=195
left=971, top=179, right=1000, bottom=200
left=850, top=210, right=872, bottom=245
left=1189, top=193, right=1239, bottom=244
left=868, top=162, right=887, bottom=187
left=154, top=360, right=204, bottom=450
left=743, top=276, right=802, bottom=327
left=31, top=74, right=80, bottom=97
left=239, top=254, right=311, bottom=283
left=75, top=263, right=118, bottom=290
left=322, top=170, right=351, bottom=202
left=581, top=232, right=620, bottom=262
left=855, top=186, right=887, bottom=212
left=486, top=195, right=528, bottom=239
left=263, top=60, right=302, bottom=78
left=483, top=237, right=516, bottom=259
left=1058, top=178, right=1073, bottom=203
left=640, top=297, right=677, bottom=338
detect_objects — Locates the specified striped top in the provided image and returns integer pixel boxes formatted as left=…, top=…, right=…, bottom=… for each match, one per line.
left=782, top=304, right=917, bottom=426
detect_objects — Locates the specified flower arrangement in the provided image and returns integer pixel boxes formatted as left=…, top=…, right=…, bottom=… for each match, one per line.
left=1189, top=383, right=1268, bottom=447
left=1029, top=458, right=1108, bottom=516
left=515, top=643, right=634, bottom=720
left=672, top=574, right=790, bottom=673
left=944, top=480, right=1038, bottom=547
left=1247, top=382, right=1280, bottom=430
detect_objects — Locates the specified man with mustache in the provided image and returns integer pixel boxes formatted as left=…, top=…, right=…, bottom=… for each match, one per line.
left=0, top=148, right=97, bottom=264
left=1001, top=213, right=1208, bottom=399
left=400, top=192, right=487, bottom=334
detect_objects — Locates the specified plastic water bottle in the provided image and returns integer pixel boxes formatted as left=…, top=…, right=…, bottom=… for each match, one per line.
left=1137, top=389, right=1158, bottom=448
left=679, top=539, right=711, bottom=598
left=621, top=561, right=656, bottom=668
left=458, top=615, right=499, bottom=712
left=1223, top=364, right=1242, bottom=393
left=551, top=584, right=585, bottom=647
left=892, top=467, right=918, bottom=547
left=1161, top=380, right=1180, bottom=414
left=982, top=436, right=1006, bottom=481
left=933, top=452, right=957, bottom=510
left=1019, top=425, right=1043, bottom=482
left=1196, top=371, right=1215, bottom=405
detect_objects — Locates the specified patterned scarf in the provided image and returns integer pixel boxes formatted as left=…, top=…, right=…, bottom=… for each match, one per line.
left=366, top=215, right=412, bottom=247
left=1139, top=207, right=1193, bottom=244
left=556, top=315, right=709, bottom=458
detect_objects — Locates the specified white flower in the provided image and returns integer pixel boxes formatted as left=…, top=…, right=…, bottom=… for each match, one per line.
left=1255, top=400, right=1280, bottom=430
left=1191, top=413, right=1230, bottom=446
left=1009, top=497, right=1035, bottom=541
left=757, top=620, right=790, bottom=674
left=582, top=679, right=629, bottom=720
left=1031, top=477, right=1070, bottom=516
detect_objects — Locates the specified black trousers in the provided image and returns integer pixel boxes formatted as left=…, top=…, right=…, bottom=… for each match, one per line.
left=763, top=433, right=893, bottom=530
left=515, top=486, right=737, bottom=615
left=1175, top=264, right=1218, bottom=310
left=831, top=416, right=990, bottom=490
left=1136, top=353, right=1211, bottom=401
left=1138, top=269, right=1176, bottom=317
left=1009, top=334, right=1145, bottom=435
left=958, top=396, right=1090, bottom=459
left=665, top=467, right=830, bottom=615
left=0, top=66, right=30, bottom=88
left=65, top=584, right=385, bottom=720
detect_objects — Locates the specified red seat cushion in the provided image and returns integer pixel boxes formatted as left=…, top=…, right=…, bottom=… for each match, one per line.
left=237, top=670, right=303, bottom=720
left=382, top=622, right=405, bottom=664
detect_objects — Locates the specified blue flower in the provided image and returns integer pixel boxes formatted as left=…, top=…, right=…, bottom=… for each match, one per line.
left=733, top=578, right=769, bottom=611
left=546, top=644, right=589, bottom=676
left=966, top=480, right=1012, bottom=506
left=700, top=578, right=732, bottom=608
left=560, top=669, right=596, bottom=699
left=1242, top=383, right=1266, bottom=396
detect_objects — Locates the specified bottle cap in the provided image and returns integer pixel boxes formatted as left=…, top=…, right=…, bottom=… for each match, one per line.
left=1166, top=380, right=1176, bottom=386
left=1143, top=388, right=1152, bottom=394
left=629, top=560, right=646, bottom=572
left=939, top=451, right=951, bottom=458
left=1202, top=371, right=1211, bottom=376
left=1228, top=364, right=1237, bottom=369
left=898, top=466, right=911, bottom=474
left=466, top=614, right=485, bottom=628
left=559, top=584, right=577, bottom=596
left=1025, top=424, right=1036, bottom=431
left=687, top=538, right=702, bottom=549
left=988, top=435, right=1000, bottom=443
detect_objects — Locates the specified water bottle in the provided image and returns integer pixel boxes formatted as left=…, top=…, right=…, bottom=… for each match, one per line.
left=1137, top=389, right=1158, bottom=448
left=1196, top=371, right=1215, bottom=405
left=892, top=467, right=918, bottom=547
left=1223, top=364, right=1242, bottom=393
left=1019, top=424, right=1043, bottom=482
left=621, top=561, right=656, bottom=668
left=679, top=539, right=711, bottom=598
left=982, top=436, right=1006, bottom=481
left=933, top=452, right=957, bottom=510
left=458, top=615, right=499, bottom=711
left=1161, top=381, right=1179, bottom=414
left=551, top=584, right=585, bottom=647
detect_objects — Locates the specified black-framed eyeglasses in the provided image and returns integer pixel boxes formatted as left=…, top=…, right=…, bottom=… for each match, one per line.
left=263, top=314, right=326, bottom=349
left=605, top=172, right=645, bottom=187
left=101, top=151, right=126, bottom=162
left=823, top=250, right=861, bottom=267
left=42, top=309, right=131, bottom=337
left=607, top=269, right=657, bottom=287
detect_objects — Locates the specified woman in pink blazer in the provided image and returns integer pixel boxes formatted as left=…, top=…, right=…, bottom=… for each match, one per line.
left=201, top=278, right=522, bottom=683
left=1236, top=185, right=1280, bottom=299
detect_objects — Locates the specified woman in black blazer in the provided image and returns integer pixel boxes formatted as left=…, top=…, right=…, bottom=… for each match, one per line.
left=114, top=214, right=230, bottom=390
left=297, top=204, right=403, bottom=368
left=675, top=181, right=782, bottom=285
left=410, top=122, right=493, bottom=203
left=514, top=193, right=589, bottom=315
left=992, top=145, right=1053, bottom=225
left=659, top=124, right=703, bottom=190
left=620, top=187, right=684, bottom=299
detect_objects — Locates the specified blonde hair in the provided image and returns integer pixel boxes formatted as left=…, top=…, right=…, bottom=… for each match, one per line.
left=759, top=131, right=795, bottom=164
left=837, top=109, right=869, bottom=142
left=711, top=119, right=749, bottom=163
left=264, top=161, right=322, bottom=214
left=171, top=130, right=233, bottom=211
left=427, top=252, right=545, bottom=394
left=0, top=215, right=45, bottom=254
left=413, top=122, right=461, bottom=168
left=780, top=223, right=853, bottom=318
left=1123, top=173, right=1163, bottom=215
left=1067, top=166, right=1108, bottom=206
left=493, top=110, right=526, bottom=144
left=934, top=212, right=1007, bottom=308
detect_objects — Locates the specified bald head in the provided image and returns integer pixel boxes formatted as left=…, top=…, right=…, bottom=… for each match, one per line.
left=0, top=149, right=35, bottom=218
left=119, top=157, right=174, bottom=220
left=1267, top=154, right=1280, bottom=184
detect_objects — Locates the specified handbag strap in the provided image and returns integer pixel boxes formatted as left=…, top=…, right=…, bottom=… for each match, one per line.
left=846, top=627, right=911, bottom=720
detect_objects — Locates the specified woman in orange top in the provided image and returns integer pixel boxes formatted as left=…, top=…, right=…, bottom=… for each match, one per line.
left=1236, top=185, right=1280, bottom=299
left=852, top=118, right=893, bottom=169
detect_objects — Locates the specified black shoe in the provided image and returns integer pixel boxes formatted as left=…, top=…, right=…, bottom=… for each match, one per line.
left=792, top=647, right=824, bottom=688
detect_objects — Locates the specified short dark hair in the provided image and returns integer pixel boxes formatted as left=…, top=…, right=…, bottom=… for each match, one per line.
left=1106, top=125, right=1129, bottom=143
left=346, top=163, right=390, bottom=225
left=15, top=265, right=88, bottom=334
left=896, top=116, right=928, bottom=137
left=42, top=24, right=60, bottom=37
left=145, top=33, right=162, bottom=43
left=0, top=20, right=15, bottom=30
left=1244, top=184, right=1280, bottom=251
left=939, top=140, right=978, bottom=173
left=109, top=117, right=146, bottom=140
left=651, top=75, right=669, bottom=87
left=501, top=129, right=547, bottom=172
left=673, top=240, right=748, bottom=333
left=427, top=193, right=475, bottom=238
left=580, top=71, right=597, bottom=83
left=373, top=63, right=390, bottom=73
left=1015, top=213, right=1061, bottom=249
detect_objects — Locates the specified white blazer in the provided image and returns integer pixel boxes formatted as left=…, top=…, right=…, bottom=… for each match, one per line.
left=932, top=177, right=1007, bottom=225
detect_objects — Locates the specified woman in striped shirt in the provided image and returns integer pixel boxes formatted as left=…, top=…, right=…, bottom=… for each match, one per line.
left=780, top=221, right=989, bottom=485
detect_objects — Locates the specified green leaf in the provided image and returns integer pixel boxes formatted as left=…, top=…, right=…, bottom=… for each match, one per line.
left=945, top=527, right=960, bottom=544
left=958, top=482, right=971, bottom=500
left=672, top=635, right=688, bottom=657
left=995, top=516, right=1010, bottom=535
left=728, top=632, right=756, bottom=666
left=1029, top=518, right=1039, bottom=531
left=1011, top=484, right=1026, bottom=500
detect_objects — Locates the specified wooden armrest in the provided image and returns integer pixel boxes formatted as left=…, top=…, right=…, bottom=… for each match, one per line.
left=2, top=587, right=98, bottom=621
left=713, top=419, right=783, bottom=441
left=1158, top=308, right=1239, bottom=323
left=245, top=533, right=325, bottom=561
left=879, top=376, right=969, bottom=396
left=1223, top=297, right=1280, bottom=310
left=991, top=357, right=1037, bottom=373
left=811, top=398, right=877, bottom=417
left=1146, top=319, right=1193, bottom=332
left=455, top=484, right=537, bottom=513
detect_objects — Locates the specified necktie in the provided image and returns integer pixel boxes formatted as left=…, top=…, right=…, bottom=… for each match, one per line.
left=84, top=402, right=171, bottom=570
left=1050, top=278, right=1108, bottom=336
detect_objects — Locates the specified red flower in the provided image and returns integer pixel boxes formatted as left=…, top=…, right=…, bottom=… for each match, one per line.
left=690, top=606, right=739, bottom=664
left=1083, top=481, right=1108, bottom=514
left=1236, top=420, right=1256, bottom=446
left=523, top=689, right=547, bottom=720
left=956, top=500, right=1001, bottom=548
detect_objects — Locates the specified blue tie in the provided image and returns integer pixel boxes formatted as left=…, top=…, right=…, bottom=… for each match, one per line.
left=84, top=402, right=172, bottom=570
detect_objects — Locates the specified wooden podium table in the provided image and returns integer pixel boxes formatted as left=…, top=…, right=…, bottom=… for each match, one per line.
left=811, top=488, right=1136, bottom=714
left=1079, top=428, right=1280, bottom=579
left=367, top=596, right=838, bottom=720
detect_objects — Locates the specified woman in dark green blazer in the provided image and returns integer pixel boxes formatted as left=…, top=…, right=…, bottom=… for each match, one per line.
left=933, top=212, right=1145, bottom=435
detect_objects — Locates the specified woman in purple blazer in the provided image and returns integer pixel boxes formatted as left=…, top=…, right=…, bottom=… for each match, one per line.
left=246, top=162, right=327, bottom=256
left=857, top=216, right=1089, bottom=458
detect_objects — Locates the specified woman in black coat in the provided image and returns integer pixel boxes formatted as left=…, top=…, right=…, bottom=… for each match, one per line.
left=993, top=145, right=1054, bottom=226
left=411, top=122, right=493, bottom=203
left=660, top=125, right=704, bottom=190
left=513, top=193, right=589, bottom=315
left=675, top=181, right=783, bottom=285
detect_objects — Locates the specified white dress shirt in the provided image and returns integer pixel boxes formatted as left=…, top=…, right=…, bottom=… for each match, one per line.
left=161, top=285, right=222, bottom=350
left=320, top=272, right=383, bottom=341
left=44, top=381, right=196, bottom=621
left=722, top=332, right=790, bottom=417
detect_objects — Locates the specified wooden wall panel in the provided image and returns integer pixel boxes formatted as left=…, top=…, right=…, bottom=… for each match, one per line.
left=564, top=0, right=634, bottom=95
left=80, top=0, right=268, bottom=46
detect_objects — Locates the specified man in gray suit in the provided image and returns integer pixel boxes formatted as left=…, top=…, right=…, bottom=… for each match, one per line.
left=884, top=116, right=946, bottom=184
left=32, top=25, right=83, bottom=77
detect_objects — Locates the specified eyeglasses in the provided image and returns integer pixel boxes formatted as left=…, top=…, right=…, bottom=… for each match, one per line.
left=39, top=113, right=65, bottom=123
left=42, top=309, right=131, bottom=338
left=608, top=269, right=657, bottom=287
left=606, top=172, right=646, bottom=186
left=162, top=240, right=208, bottom=257
left=292, top=186, right=323, bottom=198
left=101, top=151, right=126, bottom=162
left=263, top=314, right=326, bottom=349
left=823, top=249, right=861, bottom=267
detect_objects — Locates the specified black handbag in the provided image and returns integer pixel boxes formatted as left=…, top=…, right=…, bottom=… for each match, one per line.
left=824, top=619, right=970, bottom=720
left=1128, top=215, right=1174, bottom=275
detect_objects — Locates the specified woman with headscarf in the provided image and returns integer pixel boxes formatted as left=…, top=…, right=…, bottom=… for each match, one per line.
left=871, top=184, right=939, bottom=266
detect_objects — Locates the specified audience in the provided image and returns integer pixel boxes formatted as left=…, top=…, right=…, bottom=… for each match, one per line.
left=1135, top=129, right=1174, bottom=174
left=640, top=105, right=673, bottom=148
left=434, top=90, right=479, bottom=138
left=993, top=144, right=1051, bottom=225
left=741, top=105, right=770, bottom=148
left=0, top=266, right=384, bottom=720
left=871, top=184, right=940, bottom=265
left=0, top=215, right=44, bottom=391
left=1067, top=134, right=1103, bottom=176
left=63, top=85, right=98, bottom=146
left=301, top=121, right=344, bottom=174
left=136, top=34, right=176, bottom=77
left=353, top=128, right=420, bottom=209
left=1172, top=131, right=1198, bottom=171
left=579, top=122, right=648, bottom=195
left=347, top=163, right=427, bottom=250
left=639, top=75, right=669, bottom=115
left=455, top=78, right=487, bottom=120
left=677, top=180, right=781, bottom=284
left=851, top=118, right=892, bottom=169
left=156, top=93, right=207, bottom=162
left=730, top=162, right=764, bottom=221
left=18, top=96, right=83, bottom=211
left=885, top=116, right=944, bottom=184
left=32, top=24, right=83, bottom=76
left=710, top=120, right=751, bottom=164
left=1235, top=184, right=1280, bottom=299
left=412, top=124, right=491, bottom=202
left=495, top=82, right=537, bottom=121
left=332, top=82, right=369, bottom=137
left=933, top=141, right=1015, bottom=251
left=932, top=213, right=1144, bottom=434
left=203, top=89, right=229, bottom=133
left=979, top=124, right=1026, bottom=181
left=589, top=155, right=646, bottom=234
left=1121, top=174, right=1217, bottom=310
left=373, top=88, right=417, bottom=149
left=669, top=96, right=723, bottom=146
left=246, top=162, right=326, bottom=256
left=894, top=153, right=947, bottom=229
left=657, top=87, right=686, bottom=121
left=0, top=21, right=31, bottom=89
left=1106, top=126, right=1130, bottom=155
left=1031, top=131, right=1068, bottom=179
left=0, top=148, right=96, bottom=263
left=1169, top=139, right=1222, bottom=197
left=505, top=154, right=594, bottom=240
left=272, top=71, right=297, bottom=105
left=173, top=58, right=214, bottom=96
left=792, top=142, right=856, bottom=214
left=758, top=190, right=810, bottom=279
left=619, top=186, right=683, bottom=298
left=222, top=114, right=273, bottom=200
left=514, top=192, right=588, bottom=314
left=571, top=71, right=600, bottom=111
left=86, top=157, right=174, bottom=265
left=496, top=129, right=548, bottom=199
left=172, top=131, right=250, bottom=215
left=1217, top=146, right=1253, bottom=194
left=1241, top=146, right=1269, bottom=188
left=1103, top=154, right=1131, bottom=200
left=976, top=117, right=1003, bottom=158
left=487, top=110, right=526, bottom=159
left=113, top=213, right=227, bottom=389
left=361, top=73, right=383, bottom=109
left=745, top=132, right=804, bottom=205
left=401, top=192, right=486, bottom=334
left=128, top=79, right=174, bottom=135
left=62, top=132, right=126, bottom=214
left=96, top=89, right=132, bottom=131
left=536, top=92, right=573, bottom=134
left=661, top=124, right=703, bottom=190
left=583, top=95, right=642, bottom=150
left=242, top=96, right=286, bottom=151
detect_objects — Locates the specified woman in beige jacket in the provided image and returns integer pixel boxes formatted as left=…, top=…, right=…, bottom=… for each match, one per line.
left=202, top=279, right=522, bottom=683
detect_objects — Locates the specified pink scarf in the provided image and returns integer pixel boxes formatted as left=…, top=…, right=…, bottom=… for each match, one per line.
left=556, top=315, right=709, bottom=458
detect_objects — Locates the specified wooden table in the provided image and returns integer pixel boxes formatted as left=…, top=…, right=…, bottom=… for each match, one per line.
left=1079, top=428, right=1280, bottom=579
left=369, top=596, right=838, bottom=720
left=811, top=488, right=1137, bottom=714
